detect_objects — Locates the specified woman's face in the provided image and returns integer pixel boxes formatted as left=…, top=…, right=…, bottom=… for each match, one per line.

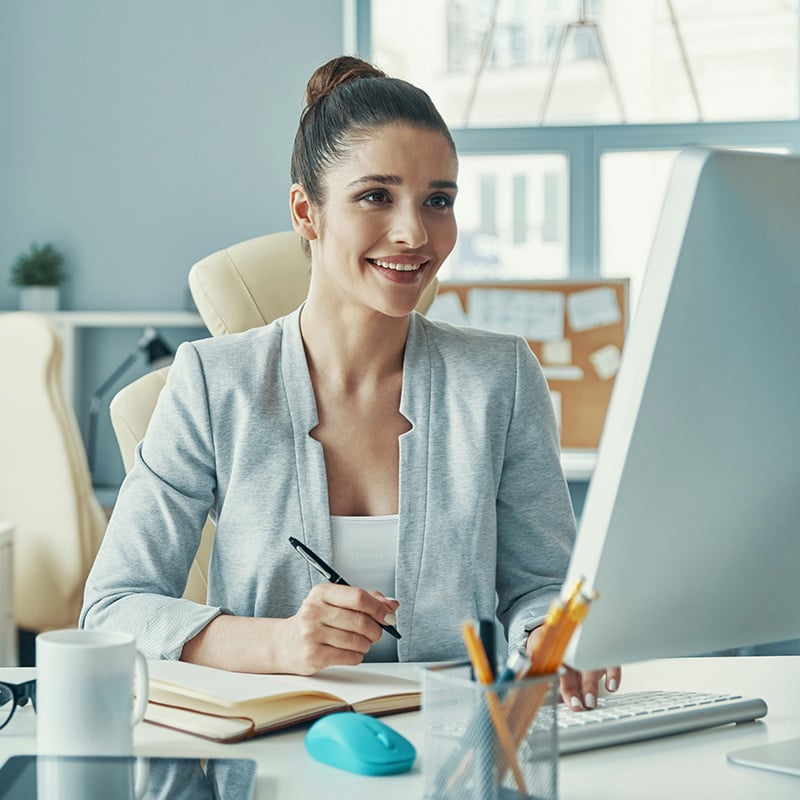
left=295, top=123, right=458, bottom=319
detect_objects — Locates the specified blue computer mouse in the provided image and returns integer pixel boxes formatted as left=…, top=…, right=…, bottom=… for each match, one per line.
left=304, top=711, right=417, bottom=776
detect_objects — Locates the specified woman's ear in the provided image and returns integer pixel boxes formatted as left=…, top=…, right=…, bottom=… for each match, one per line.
left=290, top=184, right=318, bottom=242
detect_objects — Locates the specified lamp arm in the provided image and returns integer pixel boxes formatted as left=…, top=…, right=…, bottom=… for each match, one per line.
left=86, top=349, right=141, bottom=475
left=88, top=351, right=141, bottom=410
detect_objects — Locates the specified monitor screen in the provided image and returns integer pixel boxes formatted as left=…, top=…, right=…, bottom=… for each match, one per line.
left=565, top=148, right=800, bottom=670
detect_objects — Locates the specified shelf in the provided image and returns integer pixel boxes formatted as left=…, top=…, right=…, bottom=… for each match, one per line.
left=45, top=311, right=204, bottom=327
left=40, top=311, right=207, bottom=406
left=561, top=449, right=597, bottom=481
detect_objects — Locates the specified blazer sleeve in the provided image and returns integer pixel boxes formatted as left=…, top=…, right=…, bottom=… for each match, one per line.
left=79, top=341, right=225, bottom=659
left=495, top=337, right=577, bottom=654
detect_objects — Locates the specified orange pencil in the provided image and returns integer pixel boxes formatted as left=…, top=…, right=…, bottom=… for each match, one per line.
left=460, top=620, right=528, bottom=796
left=509, top=585, right=598, bottom=752
left=528, top=578, right=584, bottom=676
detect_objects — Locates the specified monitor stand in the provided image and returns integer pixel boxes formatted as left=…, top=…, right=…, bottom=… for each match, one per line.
left=727, top=738, right=800, bottom=777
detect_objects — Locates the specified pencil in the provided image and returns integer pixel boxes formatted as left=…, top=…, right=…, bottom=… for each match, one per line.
left=542, top=586, right=596, bottom=675
left=509, top=584, right=598, bottom=751
left=460, top=620, right=528, bottom=796
left=528, top=577, right=583, bottom=676
left=501, top=579, right=580, bottom=743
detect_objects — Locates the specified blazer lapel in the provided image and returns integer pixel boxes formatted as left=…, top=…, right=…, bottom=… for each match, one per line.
left=280, top=308, right=333, bottom=578
left=396, top=313, right=431, bottom=660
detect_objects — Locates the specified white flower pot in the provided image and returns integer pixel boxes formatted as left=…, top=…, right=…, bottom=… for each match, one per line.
left=18, top=286, right=60, bottom=312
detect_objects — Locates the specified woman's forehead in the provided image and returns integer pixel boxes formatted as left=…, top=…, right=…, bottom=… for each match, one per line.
left=330, top=123, right=458, bottom=182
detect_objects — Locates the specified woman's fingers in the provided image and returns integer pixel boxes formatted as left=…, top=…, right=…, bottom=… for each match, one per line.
left=286, top=584, right=399, bottom=673
left=604, top=665, right=622, bottom=693
left=559, top=666, right=623, bottom=710
left=318, top=584, right=398, bottom=629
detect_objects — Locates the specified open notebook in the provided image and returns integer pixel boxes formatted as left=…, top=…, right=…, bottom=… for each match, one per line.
left=145, top=661, right=421, bottom=743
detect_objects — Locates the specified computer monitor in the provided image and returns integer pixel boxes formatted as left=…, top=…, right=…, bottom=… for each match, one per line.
left=564, top=147, right=800, bottom=671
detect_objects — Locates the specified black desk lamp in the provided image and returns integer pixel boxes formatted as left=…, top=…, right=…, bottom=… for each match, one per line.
left=86, top=326, right=172, bottom=477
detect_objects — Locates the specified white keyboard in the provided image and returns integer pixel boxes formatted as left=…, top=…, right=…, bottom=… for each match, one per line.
left=556, top=689, right=768, bottom=754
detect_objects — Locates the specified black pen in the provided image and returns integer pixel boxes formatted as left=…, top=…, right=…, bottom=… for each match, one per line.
left=288, top=536, right=401, bottom=639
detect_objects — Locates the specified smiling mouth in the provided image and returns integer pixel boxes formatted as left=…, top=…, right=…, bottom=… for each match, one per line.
left=368, top=258, right=427, bottom=272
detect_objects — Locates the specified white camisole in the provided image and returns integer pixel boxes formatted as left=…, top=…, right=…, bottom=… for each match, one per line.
left=330, top=514, right=399, bottom=662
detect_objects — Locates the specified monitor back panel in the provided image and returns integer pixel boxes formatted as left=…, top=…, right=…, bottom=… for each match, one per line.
left=565, top=148, right=800, bottom=670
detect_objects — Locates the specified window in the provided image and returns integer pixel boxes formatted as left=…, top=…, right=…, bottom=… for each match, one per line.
left=441, top=153, right=568, bottom=281
left=368, top=0, right=799, bottom=127
left=360, top=0, right=800, bottom=302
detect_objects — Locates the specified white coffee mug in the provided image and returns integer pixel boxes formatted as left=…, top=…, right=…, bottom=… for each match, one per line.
left=37, top=755, right=150, bottom=800
left=36, top=629, right=149, bottom=755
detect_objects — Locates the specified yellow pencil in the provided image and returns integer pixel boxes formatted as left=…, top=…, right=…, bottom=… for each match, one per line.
left=502, top=578, right=583, bottom=742
left=460, top=620, right=528, bottom=796
left=543, top=586, right=596, bottom=674
left=528, top=577, right=583, bottom=676
left=510, top=585, right=598, bottom=751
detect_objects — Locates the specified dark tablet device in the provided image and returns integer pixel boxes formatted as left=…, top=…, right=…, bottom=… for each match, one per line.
left=0, top=754, right=257, bottom=800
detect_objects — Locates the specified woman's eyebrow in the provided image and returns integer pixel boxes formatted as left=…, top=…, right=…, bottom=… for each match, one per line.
left=346, top=174, right=458, bottom=191
left=431, top=180, right=458, bottom=191
left=347, top=174, right=401, bottom=188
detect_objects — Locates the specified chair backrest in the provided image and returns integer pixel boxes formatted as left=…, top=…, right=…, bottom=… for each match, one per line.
left=109, top=365, right=213, bottom=604
left=188, top=230, right=438, bottom=336
left=0, top=312, right=107, bottom=631
left=109, top=231, right=439, bottom=603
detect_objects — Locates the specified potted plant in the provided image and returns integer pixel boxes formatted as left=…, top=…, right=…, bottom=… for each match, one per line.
left=9, top=242, right=66, bottom=311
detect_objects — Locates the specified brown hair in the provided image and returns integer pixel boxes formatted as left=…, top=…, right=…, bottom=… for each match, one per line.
left=291, top=56, right=456, bottom=208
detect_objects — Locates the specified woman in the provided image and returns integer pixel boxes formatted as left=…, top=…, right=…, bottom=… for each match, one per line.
left=81, top=56, right=618, bottom=710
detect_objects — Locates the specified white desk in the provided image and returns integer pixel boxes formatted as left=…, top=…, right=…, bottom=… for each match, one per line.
left=1, top=656, right=798, bottom=798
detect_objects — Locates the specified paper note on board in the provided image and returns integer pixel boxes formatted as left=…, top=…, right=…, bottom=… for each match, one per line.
left=589, top=344, right=621, bottom=380
left=468, top=288, right=565, bottom=341
left=427, top=292, right=469, bottom=326
left=567, top=287, right=621, bottom=332
left=542, top=339, right=572, bottom=365
left=542, top=365, right=584, bottom=381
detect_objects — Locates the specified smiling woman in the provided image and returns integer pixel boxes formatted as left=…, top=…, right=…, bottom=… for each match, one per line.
left=292, top=124, right=458, bottom=319
left=80, top=55, right=613, bottom=710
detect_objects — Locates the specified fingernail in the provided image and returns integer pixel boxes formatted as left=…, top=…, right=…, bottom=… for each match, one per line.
left=584, top=692, right=596, bottom=709
left=386, top=597, right=399, bottom=604
left=569, top=695, right=583, bottom=709
left=384, top=613, right=398, bottom=626
left=607, top=678, right=618, bottom=692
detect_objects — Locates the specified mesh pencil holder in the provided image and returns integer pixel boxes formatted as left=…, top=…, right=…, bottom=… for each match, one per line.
left=422, top=662, right=558, bottom=800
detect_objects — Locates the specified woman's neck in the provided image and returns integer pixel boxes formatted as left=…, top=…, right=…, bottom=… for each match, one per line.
left=299, top=297, right=410, bottom=395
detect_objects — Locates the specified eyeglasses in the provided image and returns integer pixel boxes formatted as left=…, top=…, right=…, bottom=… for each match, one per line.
left=0, top=680, right=37, bottom=731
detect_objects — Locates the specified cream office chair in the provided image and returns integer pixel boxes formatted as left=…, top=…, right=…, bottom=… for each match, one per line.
left=0, top=313, right=107, bottom=639
left=109, top=231, right=438, bottom=603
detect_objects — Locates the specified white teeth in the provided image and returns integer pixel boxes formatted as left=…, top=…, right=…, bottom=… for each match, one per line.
left=372, top=259, right=422, bottom=272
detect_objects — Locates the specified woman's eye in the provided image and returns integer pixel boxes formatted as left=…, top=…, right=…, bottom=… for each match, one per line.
left=426, top=194, right=454, bottom=209
left=361, top=190, right=390, bottom=203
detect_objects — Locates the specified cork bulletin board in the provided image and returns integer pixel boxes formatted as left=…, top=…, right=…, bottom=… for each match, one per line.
left=428, top=279, right=629, bottom=450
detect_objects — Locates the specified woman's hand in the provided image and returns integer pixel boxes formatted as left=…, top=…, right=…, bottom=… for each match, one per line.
left=526, top=627, right=621, bottom=710
left=558, top=664, right=621, bottom=710
left=278, top=585, right=399, bottom=675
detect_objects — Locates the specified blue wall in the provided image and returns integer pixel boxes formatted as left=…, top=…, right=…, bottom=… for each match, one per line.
left=0, top=1, right=344, bottom=487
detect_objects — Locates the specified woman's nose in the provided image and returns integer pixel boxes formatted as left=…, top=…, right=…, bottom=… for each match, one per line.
left=390, top=203, right=428, bottom=248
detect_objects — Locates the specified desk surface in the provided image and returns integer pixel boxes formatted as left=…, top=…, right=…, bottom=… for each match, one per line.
left=1, top=656, right=798, bottom=799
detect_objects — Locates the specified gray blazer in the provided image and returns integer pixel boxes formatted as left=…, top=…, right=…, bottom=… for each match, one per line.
left=81, top=308, right=576, bottom=661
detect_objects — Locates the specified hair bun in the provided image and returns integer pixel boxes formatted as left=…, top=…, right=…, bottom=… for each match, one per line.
left=305, top=56, right=387, bottom=107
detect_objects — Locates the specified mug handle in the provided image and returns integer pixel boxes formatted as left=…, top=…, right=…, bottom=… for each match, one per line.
left=133, top=756, right=151, bottom=800
left=131, top=650, right=149, bottom=727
